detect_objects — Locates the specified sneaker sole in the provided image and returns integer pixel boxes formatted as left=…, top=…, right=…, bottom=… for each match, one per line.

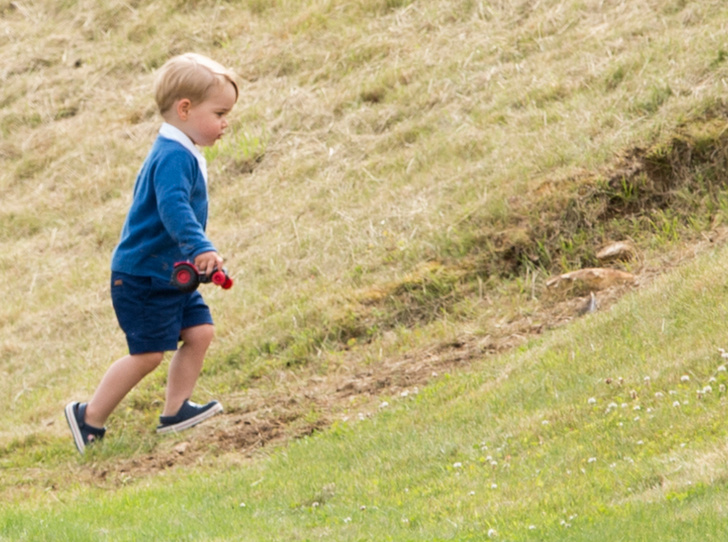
left=156, top=402, right=224, bottom=434
left=64, top=402, right=86, bottom=454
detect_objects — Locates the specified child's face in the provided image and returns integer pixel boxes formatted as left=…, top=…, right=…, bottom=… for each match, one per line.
left=182, top=81, right=237, bottom=147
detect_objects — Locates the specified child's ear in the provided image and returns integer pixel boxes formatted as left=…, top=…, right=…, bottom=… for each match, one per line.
left=175, top=98, right=192, bottom=121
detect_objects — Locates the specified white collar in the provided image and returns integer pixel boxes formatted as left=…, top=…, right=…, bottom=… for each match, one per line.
left=159, top=123, right=208, bottom=184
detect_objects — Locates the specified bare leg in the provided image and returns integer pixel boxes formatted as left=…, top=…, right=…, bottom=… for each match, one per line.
left=162, top=324, right=214, bottom=417
left=84, top=352, right=165, bottom=428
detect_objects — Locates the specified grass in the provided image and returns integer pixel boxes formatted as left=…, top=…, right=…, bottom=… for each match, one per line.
left=6, top=245, right=728, bottom=540
left=4, top=0, right=728, bottom=539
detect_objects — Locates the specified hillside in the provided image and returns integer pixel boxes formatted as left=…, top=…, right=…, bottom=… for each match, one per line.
left=3, top=0, right=728, bottom=539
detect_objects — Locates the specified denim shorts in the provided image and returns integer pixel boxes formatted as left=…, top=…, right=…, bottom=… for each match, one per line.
left=111, top=271, right=213, bottom=354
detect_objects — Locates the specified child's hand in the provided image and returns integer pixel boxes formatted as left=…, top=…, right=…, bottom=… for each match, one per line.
left=194, top=251, right=224, bottom=277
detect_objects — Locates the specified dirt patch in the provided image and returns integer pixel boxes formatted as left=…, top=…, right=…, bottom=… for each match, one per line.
left=51, top=112, right=728, bottom=487
left=81, top=280, right=642, bottom=484
left=77, top=223, right=728, bottom=486
left=469, top=113, right=728, bottom=278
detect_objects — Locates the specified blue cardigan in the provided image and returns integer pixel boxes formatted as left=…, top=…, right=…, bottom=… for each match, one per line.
left=111, top=135, right=216, bottom=280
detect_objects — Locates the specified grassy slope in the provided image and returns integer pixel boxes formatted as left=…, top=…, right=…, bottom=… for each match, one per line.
left=3, top=0, right=728, bottom=539
left=6, top=246, right=728, bottom=541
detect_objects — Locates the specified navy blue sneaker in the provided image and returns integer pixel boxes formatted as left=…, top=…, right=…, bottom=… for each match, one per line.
left=64, top=402, right=106, bottom=454
left=156, top=399, right=223, bottom=434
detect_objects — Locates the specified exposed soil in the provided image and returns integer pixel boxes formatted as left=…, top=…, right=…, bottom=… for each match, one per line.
left=71, top=221, right=728, bottom=490
left=53, top=118, right=728, bottom=488
left=77, top=267, right=648, bottom=486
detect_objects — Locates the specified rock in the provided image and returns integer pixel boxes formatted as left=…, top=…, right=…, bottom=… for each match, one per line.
left=596, top=241, right=636, bottom=262
left=546, top=267, right=635, bottom=291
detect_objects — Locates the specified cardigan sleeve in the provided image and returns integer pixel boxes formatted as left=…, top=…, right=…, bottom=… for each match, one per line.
left=153, top=148, right=216, bottom=260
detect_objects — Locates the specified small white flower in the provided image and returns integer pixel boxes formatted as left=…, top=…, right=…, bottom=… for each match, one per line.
left=400, top=390, right=409, bottom=397
left=673, top=401, right=681, bottom=407
left=487, top=528, right=497, bottom=538
left=703, top=385, right=713, bottom=393
left=721, top=384, right=726, bottom=393
left=644, top=376, right=651, bottom=383
left=709, top=377, right=717, bottom=383
left=379, top=401, right=389, bottom=409
left=588, top=397, right=597, bottom=405
left=719, top=365, right=727, bottom=372
left=588, top=457, right=597, bottom=463
left=633, top=405, right=641, bottom=410
left=312, top=502, right=320, bottom=508
left=239, top=502, right=246, bottom=508
left=669, top=390, right=678, bottom=395
left=633, top=416, right=640, bottom=421
left=608, top=402, right=618, bottom=410
left=542, top=420, right=550, bottom=425
left=681, top=375, right=690, bottom=382
left=655, top=392, right=664, bottom=398
left=491, top=483, right=498, bottom=489
left=637, top=440, right=644, bottom=445
left=529, top=525, right=536, bottom=530
left=469, top=491, right=476, bottom=496
left=453, top=462, right=463, bottom=469
left=344, top=517, right=352, bottom=523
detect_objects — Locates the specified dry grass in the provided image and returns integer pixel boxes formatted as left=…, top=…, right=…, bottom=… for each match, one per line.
left=2, top=0, right=728, bottom=499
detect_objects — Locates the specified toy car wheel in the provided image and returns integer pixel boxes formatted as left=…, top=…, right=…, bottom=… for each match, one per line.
left=211, top=270, right=226, bottom=286
left=171, top=263, right=199, bottom=292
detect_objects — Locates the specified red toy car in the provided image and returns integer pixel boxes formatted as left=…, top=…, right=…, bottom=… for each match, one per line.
left=170, top=262, right=233, bottom=293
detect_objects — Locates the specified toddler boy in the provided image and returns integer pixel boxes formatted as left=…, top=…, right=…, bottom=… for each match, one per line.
left=65, top=53, right=238, bottom=454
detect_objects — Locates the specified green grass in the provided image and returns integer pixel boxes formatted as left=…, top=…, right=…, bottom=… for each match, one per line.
left=4, top=0, right=728, bottom=539
left=7, top=245, right=728, bottom=540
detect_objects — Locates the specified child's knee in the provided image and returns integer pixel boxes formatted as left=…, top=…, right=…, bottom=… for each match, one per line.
left=182, top=324, right=214, bottom=347
left=135, top=352, right=165, bottom=372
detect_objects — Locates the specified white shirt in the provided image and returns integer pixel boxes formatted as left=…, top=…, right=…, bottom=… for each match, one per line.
left=159, top=122, right=208, bottom=185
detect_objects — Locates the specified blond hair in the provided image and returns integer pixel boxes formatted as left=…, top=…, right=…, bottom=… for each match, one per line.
left=154, top=53, right=239, bottom=115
